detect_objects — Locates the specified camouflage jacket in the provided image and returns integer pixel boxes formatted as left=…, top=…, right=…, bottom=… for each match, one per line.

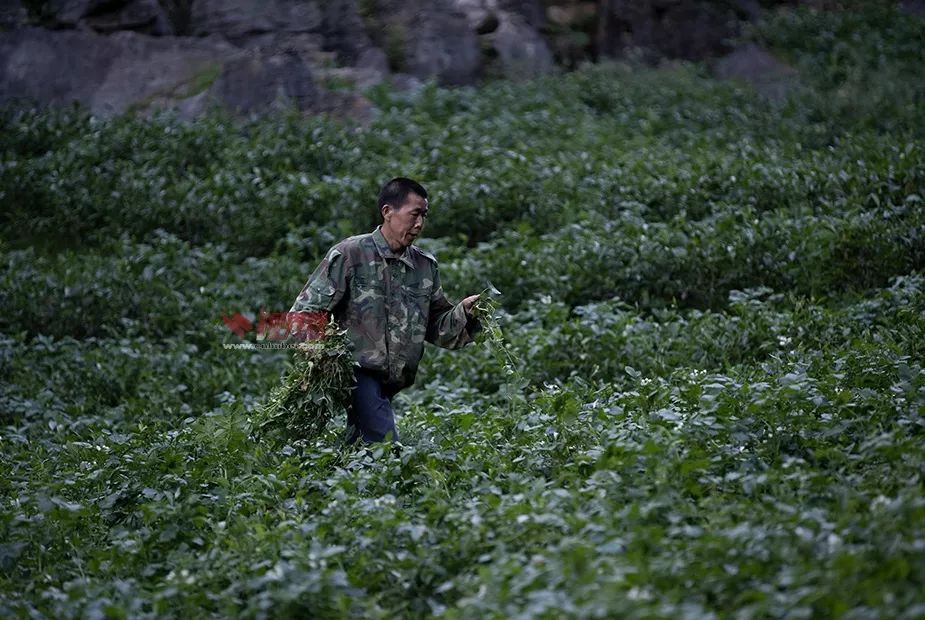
left=290, top=227, right=478, bottom=389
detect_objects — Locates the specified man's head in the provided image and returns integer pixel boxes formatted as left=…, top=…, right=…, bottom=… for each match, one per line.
left=378, top=177, right=429, bottom=250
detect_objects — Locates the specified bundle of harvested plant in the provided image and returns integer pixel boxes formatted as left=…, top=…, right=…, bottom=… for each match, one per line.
left=256, top=324, right=356, bottom=443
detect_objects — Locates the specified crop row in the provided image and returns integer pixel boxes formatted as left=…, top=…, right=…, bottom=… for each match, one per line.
left=4, top=272, right=920, bottom=439
left=439, top=201, right=924, bottom=310
left=2, top=64, right=923, bottom=257
left=418, top=272, right=925, bottom=395
left=3, top=194, right=921, bottom=347
left=2, top=320, right=922, bottom=618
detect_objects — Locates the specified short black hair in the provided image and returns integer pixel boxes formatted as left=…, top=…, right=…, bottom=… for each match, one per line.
left=377, top=177, right=427, bottom=216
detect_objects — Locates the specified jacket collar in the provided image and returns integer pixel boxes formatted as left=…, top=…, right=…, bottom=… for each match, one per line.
left=372, top=226, right=416, bottom=269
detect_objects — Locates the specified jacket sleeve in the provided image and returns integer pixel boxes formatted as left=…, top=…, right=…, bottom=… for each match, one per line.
left=290, top=247, right=347, bottom=314
left=425, top=265, right=479, bottom=349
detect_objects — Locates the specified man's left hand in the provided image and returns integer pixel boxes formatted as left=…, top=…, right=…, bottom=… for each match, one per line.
left=462, top=294, right=480, bottom=317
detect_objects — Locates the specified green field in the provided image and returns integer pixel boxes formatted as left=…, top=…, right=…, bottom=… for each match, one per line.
left=1, top=5, right=924, bottom=618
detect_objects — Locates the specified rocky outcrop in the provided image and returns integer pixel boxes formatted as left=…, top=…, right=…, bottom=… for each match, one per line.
left=32, top=0, right=173, bottom=34
left=210, top=49, right=317, bottom=114
left=190, top=0, right=323, bottom=45
left=319, top=0, right=375, bottom=66
left=499, top=0, right=545, bottom=29
left=2, top=27, right=119, bottom=109
left=84, top=0, right=171, bottom=34
left=455, top=0, right=499, bottom=33
left=0, top=0, right=806, bottom=117
left=185, top=0, right=391, bottom=93
left=0, top=27, right=326, bottom=116
left=490, top=11, right=553, bottom=78
left=405, top=6, right=481, bottom=84
left=361, top=0, right=481, bottom=85
left=452, top=0, right=553, bottom=78
left=188, top=0, right=331, bottom=80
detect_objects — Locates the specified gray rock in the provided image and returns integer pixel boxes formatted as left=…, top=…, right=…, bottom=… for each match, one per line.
left=357, top=46, right=388, bottom=74
left=0, top=26, right=323, bottom=117
left=357, top=0, right=481, bottom=83
left=316, top=46, right=388, bottom=91
left=490, top=11, right=553, bottom=78
left=498, top=0, right=545, bottom=29
left=319, top=0, right=374, bottom=65
left=452, top=0, right=500, bottom=34
left=43, top=0, right=116, bottom=26
left=188, top=0, right=370, bottom=71
left=27, top=0, right=172, bottom=34
left=245, top=31, right=328, bottom=67
left=370, top=0, right=555, bottom=83
left=91, top=31, right=235, bottom=115
left=401, top=3, right=481, bottom=84
left=713, top=43, right=797, bottom=101
left=191, top=0, right=323, bottom=44
left=211, top=49, right=318, bottom=114
left=84, top=0, right=172, bottom=35
left=1, top=27, right=116, bottom=107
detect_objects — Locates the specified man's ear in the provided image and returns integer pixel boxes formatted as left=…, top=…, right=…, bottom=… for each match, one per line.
left=381, top=203, right=392, bottom=221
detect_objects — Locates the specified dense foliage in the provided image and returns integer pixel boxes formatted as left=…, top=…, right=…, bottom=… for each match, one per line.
left=1, top=4, right=923, bottom=618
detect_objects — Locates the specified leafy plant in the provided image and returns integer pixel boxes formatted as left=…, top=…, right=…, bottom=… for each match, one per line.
left=255, top=324, right=356, bottom=444
left=2, top=6, right=924, bottom=617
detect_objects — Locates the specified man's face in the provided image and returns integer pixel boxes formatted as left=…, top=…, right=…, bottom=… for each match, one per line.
left=382, top=192, right=428, bottom=249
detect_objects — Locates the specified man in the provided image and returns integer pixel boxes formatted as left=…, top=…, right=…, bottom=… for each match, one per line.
left=290, top=177, right=480, bottom=444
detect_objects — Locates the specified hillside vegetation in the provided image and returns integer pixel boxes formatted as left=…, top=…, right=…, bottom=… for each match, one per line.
left=1, top=4, right=924, bottom=618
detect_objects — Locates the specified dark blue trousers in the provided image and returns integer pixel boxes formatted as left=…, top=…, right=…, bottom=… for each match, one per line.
left=346, top=368, right=400, bottom=444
